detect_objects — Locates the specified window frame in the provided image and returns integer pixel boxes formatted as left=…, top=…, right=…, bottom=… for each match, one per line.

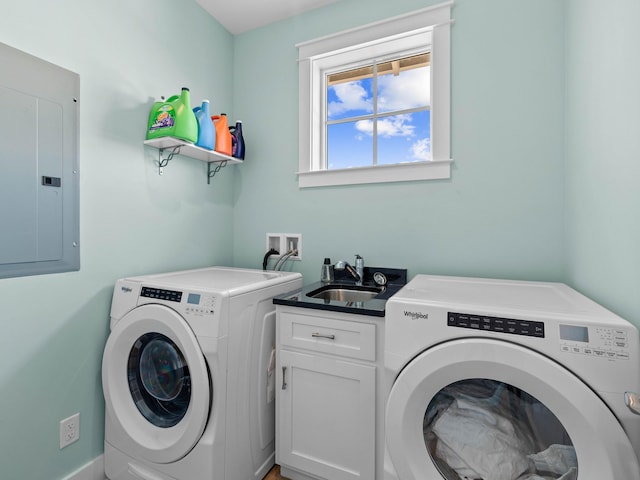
left=297, top=1, right=453, bottom=188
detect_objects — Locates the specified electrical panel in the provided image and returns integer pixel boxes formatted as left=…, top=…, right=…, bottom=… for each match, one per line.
left=0, top=41, right=79, bottom=278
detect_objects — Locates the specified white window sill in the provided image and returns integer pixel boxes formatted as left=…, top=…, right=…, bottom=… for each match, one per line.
left=297, top=159, right=452, bottom=188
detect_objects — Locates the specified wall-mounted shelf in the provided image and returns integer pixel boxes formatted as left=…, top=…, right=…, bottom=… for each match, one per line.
left=144, top=137, right=243, bottom=184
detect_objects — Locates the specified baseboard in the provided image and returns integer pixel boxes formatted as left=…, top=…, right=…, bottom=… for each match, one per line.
left=63, top=454, right=105, bottom=480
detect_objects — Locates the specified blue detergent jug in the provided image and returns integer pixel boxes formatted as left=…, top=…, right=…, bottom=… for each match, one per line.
left=193, top=99, right=215, bottom=150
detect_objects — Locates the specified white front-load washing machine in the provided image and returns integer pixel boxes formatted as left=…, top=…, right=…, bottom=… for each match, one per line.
left=384, top=274, right=640, bottom=480
left=102, top=266, right=302, bottom=480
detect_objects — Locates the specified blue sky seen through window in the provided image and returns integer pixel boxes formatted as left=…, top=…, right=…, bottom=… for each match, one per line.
left=326, top=54, right=431, bottom=170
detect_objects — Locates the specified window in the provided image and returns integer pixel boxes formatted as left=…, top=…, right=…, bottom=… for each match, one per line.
left=327, top=52, right=431, bottom=169
left=297, top=1, right=453, bottom=188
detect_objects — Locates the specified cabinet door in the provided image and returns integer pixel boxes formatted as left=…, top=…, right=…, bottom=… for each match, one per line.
left=278, top=350, right=376, bottom=480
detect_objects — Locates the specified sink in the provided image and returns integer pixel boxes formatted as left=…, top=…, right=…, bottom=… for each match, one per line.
left=273, top=267, right=407, bottom=316
left=306, top=284, right=383, bottom=302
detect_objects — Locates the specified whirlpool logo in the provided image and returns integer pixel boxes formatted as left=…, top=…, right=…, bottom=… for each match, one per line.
left=404, top=310, right=429, bottom=320
left=121, top=286, right=133, bottom=293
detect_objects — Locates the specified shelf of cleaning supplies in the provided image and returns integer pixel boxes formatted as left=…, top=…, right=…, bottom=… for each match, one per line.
left=144, top=137, right=243, bottom=184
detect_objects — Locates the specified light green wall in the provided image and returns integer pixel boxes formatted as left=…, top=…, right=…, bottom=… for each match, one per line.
left=0, top=1, right=235, bottom=478
left=1, top=0, right=639, bottom=478
left=565, top=0, right=640, bottom=326
left=231, top=0, right=566, bottom=282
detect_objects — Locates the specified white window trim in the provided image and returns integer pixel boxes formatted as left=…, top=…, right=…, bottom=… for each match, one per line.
left=297, top=1, right=453, bottom=188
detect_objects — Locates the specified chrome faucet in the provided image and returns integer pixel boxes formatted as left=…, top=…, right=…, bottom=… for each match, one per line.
left=335, top=254, right=364, bottom=286
left=355, top=254, right=364, bottom=285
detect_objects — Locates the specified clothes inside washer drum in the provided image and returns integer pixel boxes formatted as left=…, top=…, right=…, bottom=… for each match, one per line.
left=431, top=397, right=534, bottom=480
left=424, top=381, right=577, bottom=480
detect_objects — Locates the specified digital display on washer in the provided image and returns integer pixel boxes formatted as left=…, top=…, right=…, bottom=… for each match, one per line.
left=140, top=287, right=183, bottom=303
left=559, top=324, right=589, bottom=343
left=187, top=293, right=201, bottom=305
left=448, top=312, right=545, bottom=338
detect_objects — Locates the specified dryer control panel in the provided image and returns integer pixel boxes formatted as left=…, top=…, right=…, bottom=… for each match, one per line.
left=560, top=324, right=630, bottom=360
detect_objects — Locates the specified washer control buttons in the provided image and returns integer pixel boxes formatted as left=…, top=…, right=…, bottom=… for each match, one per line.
left=448, top=312, right=545, bottom=338
left=185, top=293, right=217, bottom=315
left=141, top=287, right=182, bottom=303
left=560, top=326, right=630, bottom=360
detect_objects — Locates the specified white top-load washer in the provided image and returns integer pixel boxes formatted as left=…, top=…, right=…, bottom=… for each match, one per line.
left=384, top=274, right=640, bottom=480
left=102, top=266, right=302, bottom=480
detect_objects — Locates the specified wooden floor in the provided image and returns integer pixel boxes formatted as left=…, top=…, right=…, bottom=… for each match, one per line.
left=263, top=464, right=289, bottom=480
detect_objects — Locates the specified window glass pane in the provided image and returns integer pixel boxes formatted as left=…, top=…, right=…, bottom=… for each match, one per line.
left=327, top=74, right=373, bottom=121
left=377, top=110, right=430, bottom=165
left=377, top=54, right=430, bottom=114
left=327, top=121, right=373, bottom=169
left=326, top=53, right=431, bottom=170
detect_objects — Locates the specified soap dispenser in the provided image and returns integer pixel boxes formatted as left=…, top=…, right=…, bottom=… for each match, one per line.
left=321, top=258, right=334, bottom=283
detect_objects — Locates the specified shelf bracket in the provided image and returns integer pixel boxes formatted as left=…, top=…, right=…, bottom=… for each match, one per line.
left=145, top=138, right=239, bottom=183
left=207, top=160, right=228, bottom=184
left=156, top=145, right=182, bottom=176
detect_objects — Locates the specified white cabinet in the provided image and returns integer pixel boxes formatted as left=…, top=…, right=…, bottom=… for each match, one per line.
left=276, top=306, right=383, bottom=480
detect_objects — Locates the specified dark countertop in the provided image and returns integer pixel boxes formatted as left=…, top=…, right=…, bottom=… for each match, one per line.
left=273, top=267, right=407, bottom=317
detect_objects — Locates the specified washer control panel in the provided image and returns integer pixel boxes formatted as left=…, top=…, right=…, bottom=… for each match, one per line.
left=184, top=292, right=217, bottom=316
left=560, top=324, right=630, bottom=360
left=448, top=312, right=545, bottom=338
left=139, top=286, right=217, bottom=316
left=141, top=286, right=182, bottom=303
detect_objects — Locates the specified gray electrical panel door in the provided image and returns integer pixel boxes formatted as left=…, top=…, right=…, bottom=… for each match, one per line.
left=0, top=42, right=79, bottom=278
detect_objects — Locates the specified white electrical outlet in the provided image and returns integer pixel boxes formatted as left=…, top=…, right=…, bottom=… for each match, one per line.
left=59, top=413, right=80, bottom=449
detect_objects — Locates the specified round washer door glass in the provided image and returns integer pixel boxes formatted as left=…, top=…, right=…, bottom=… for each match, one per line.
left=424, top=378, right=575, bottom=479
left=128, top=332, right=191, bottom=428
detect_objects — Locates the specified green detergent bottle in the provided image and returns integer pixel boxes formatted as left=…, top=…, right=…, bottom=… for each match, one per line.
left=146, top=87, right=198, bottom=143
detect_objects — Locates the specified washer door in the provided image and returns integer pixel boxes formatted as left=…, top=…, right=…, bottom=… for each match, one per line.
left=103, top=304, right=211, bottom=463
left=386, top=338, right=640, bottom=480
